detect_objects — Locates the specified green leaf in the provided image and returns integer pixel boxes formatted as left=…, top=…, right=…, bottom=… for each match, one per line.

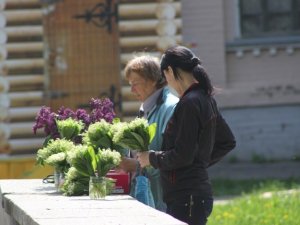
left=130, top=132, right=145, bottom=150
left=87, top=146, right=97, bottom=174
left=43, top=135, right=53, bottom=147
left=97, top=136, right=112, bottom=149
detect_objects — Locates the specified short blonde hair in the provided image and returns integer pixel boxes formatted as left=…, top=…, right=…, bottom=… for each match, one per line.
left=124, top=55, right=166, bottom=89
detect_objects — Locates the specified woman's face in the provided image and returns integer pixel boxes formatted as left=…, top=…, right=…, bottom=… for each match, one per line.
left=127, top=72, right=157, bottom=102
left=163, top=67, right=178, bottom=93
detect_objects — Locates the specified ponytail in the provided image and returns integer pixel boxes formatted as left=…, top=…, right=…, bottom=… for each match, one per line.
left=161, top=45, right=214, bottom=96
left=192, top=65, right=213, bottom=96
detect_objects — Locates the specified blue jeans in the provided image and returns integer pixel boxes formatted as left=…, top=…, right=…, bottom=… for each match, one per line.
left=166, top=195, right=213, bottom=225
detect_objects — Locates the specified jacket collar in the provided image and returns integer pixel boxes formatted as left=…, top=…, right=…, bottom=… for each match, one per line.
left=181, top=83, right=200, bottom=98
left=146, top=87, right=169, bottom=120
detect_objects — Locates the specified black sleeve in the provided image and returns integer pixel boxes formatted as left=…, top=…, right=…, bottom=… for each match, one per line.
left=149, top=100, right=201, bottom=170
left=208, top=113, right=236, bottom=167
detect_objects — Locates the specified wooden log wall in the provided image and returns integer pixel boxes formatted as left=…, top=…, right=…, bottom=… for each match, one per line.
left=0, top=0, right=182, bottom=154
left=0, top=0, right=45, bottom=154
left=118, top=0, right=182, bottom=121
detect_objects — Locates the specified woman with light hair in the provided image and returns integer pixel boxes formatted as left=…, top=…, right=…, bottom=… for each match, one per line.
left=118, top=55, right=179, bottom=212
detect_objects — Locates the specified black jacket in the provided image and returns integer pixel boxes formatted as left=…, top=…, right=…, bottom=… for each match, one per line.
left=149, top=83, right=236, bottom=203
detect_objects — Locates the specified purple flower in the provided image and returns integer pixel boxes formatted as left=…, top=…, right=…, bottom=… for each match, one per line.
left=90, top=98, right=115, bottom=123
left=75, top=109, right=91, bottom=127
left=57, top=107, right=76, bottom=120
left=33, top=98, right=116, bottom=143
left=33, top=106, right=58, bottom=137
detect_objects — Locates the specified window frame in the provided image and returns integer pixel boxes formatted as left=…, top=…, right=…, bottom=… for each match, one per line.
left=239, top=0, right=300, bottom=38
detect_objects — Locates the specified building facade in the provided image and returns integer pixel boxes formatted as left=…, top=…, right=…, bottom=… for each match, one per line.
left=1, top=0, right=299, bottom=179
left=181, top=0, right=300, bottom=161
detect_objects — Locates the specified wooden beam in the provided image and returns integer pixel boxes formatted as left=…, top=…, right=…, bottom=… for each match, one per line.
left=6, top=75, right=44, bottom=86
left=120, top=52, right=161, bottom=65
left=119, top=18, right=182, bottom=33
left=8, top=91, right=44, bottom=104
left=9, top=106, right=41, bottom=120
left=120, top=36, right=159, bottom=47
left=9, top=137, right=43, bottom=152
left=0, top=106, right=41, bottom=121
left=3, top=9, right=42, bottom=23
left=119, top=2, right=181, bottom=18
left=3, top=121, right=39, bottom=137
left=4, top=25, right=43, bottom=38
left=0, top=58, right=44, bottom=72
left=4, top=42, right=44, bottom=53
left=120, top=35, right=181, bottom=48
left=4, top=0, right=40, bottom=8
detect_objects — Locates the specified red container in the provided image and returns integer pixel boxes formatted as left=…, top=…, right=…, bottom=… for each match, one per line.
left=106, top=170, right=130, bottom=194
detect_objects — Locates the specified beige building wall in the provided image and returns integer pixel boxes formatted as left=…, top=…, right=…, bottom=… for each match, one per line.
left=181, top=0, right=227, bottom=87
left=182, top=0, right=300, bottom=109
left=221, top=0, right=300, bottom=108
left=181, top=0, right=300, bottom=161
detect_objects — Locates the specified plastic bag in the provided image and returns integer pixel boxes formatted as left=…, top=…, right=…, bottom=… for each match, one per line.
left=134, top=175, right=155, bottom=207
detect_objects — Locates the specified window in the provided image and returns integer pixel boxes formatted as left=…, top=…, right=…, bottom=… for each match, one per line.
left=240, top=0, right=300, bottom=37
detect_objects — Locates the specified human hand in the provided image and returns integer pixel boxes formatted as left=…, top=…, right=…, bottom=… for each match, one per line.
left=137, top=152, right=150, bottom=168
left=116, top=157, right=137, bottom=172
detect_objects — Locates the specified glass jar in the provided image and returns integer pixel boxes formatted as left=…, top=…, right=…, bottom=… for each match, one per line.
left=89, top=176, right=107, bottom=199
left=54, top=169, right=65, bottom=192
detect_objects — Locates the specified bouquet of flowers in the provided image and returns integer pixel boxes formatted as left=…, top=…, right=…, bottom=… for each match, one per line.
left=82, top=119, right=113, bottom=150
left=33, top=98, right=157, bottom=197
left=112, top=118, right=156, bottom=152
left=61, top=167, right=90, bottom=196
left=33, top=98, right=116, bottom=146
left=56, top=118, right=84, bottom=141
left=63, top=145, right=121, bottom=197
left=33, top=98, right=117, bottom=193
left=36, top=139, right=76, bottom=173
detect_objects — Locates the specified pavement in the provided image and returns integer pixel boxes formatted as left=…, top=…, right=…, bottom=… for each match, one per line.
left=207, top=161, right=300, bottom=180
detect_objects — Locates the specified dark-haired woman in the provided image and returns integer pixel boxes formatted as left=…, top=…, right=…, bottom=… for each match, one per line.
left=137, top=46, right=236, bottom=225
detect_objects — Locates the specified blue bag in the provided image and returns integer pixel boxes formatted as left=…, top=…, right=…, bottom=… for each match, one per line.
left=134, top=175, right=155, bottom=207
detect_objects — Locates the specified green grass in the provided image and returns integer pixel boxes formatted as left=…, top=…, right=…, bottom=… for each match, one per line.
left=208, top=191, right=300, bottom=225
left=207, top=179, right=300, bottom=225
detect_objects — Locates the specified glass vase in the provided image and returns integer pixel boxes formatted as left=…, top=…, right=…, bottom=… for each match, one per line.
left=89, top=176, right=107, bottom=199
left=54, top=169, right=65, bottom=192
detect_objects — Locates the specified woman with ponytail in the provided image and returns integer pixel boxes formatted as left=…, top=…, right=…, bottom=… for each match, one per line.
left=137, top=46, right=236, bottom=225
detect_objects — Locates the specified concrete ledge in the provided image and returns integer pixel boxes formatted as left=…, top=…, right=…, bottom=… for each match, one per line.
left=0, top=179, right=186, bottom=225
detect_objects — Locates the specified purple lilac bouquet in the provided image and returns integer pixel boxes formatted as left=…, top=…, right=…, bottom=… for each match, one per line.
left=33, top=98, right=116, bottom=145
